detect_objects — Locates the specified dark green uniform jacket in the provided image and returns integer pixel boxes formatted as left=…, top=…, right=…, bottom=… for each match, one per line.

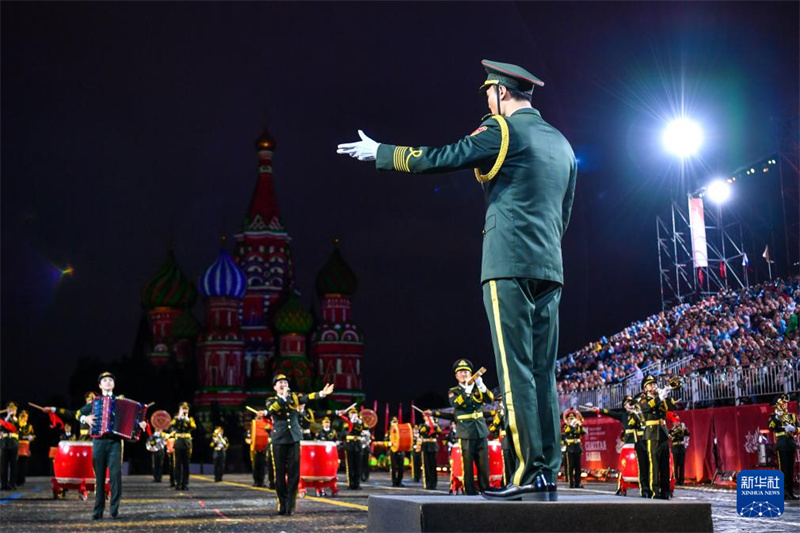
left=376, top=108, right=577, bottom=284
left=639, top=395, right=678, bottom=442
left=448, top=385, right=493, bottom=439
left=267, top=392, right=318, bottom=445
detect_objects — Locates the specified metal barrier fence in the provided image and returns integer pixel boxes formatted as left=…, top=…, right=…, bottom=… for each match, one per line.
left=558, top=359, right=800, bottom=410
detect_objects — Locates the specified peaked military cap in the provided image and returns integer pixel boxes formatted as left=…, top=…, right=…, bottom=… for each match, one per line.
left=6, top=401, right=17, bottom=409
left=566, top=412, right=577, bottom=419
left=390, top=416, right=399, bottom=424
left=641, top=374, right=657, bottom=390
left=774, top=393, right=789, bottom=406
left=322, top=416, right=331, bottom=423
left=179, top=401, right=190, bottom=410
left=98, top=371, right=115, bottom=384
left=478, top=59, right=544, bottom=95
left=453, top=359, right=474, bottom=373
left=272, top=373, right=289, bottom=386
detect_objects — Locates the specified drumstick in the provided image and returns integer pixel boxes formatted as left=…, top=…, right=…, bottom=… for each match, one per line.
left=145, top=402, right=155, bottom=408
left=27, top=403, right=49, bottom=412
left=578, top=404, right=596, bottom=411
left=466, top=367, right=488, bottom=385
left=412, top=405, right=426, bottom=414
left=340, top=402, right=357, bottom=414
left=245, top=406, right=261, bottom=415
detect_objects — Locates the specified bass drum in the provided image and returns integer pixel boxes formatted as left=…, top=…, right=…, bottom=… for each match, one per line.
left=390, top=423, right=413, bottom=453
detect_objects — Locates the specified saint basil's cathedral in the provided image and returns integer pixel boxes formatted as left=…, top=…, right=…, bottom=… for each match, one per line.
left=139, top=123, right=365, bottom=425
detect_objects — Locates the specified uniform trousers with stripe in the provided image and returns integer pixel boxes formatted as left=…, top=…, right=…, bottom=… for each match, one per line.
left=646, top=437, right=671, bottom=499
left=270, top=441, right=300, bottom=513
left=421, top=443, right=438, bottom=489
left=459, top=437, right=490, bottom=495
left=344, top=440, right=362, bottom=489
left=483, top=278, right=562, bottom=487
left=634, top=439, right=650, bottom=497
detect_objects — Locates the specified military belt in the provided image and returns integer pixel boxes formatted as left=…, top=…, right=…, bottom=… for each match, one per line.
left=421, top=438, right=438, bottom=443
left=346, top=435, right=361, bottom=441
left=776, top=432, right=786, bottom=437
left=174, top=433, right=193, bottom=438
left=457, top=412, right=484, bottom=420
left=645, top=420, right=665, bottom=426
left=1, top=433, right=19, bottom=439
left=565, top=438, right=581, bottom=444
left=624, top=429, right=636, bottom=434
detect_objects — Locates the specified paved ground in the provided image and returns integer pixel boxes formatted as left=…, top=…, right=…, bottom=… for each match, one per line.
left=1, top=473, right=798, bottom=532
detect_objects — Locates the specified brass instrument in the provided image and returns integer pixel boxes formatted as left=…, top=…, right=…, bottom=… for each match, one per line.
left=775, top=404, right=798, bottom=439
left=656, top=376, right=684, bottom=399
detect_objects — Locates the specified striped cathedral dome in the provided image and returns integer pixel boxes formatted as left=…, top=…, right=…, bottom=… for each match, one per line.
left=315, top=238, right=357, bottom=296
left=141, top=250, right=197, bottom=310
left=199, top=248, right=247, bottom=299
left=274, top=292, right=313, bottom=335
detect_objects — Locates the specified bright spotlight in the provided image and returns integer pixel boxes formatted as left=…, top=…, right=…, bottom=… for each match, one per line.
left=706, top=179, right=731, bottom=204
left=663, top=118, right=703, bottom=158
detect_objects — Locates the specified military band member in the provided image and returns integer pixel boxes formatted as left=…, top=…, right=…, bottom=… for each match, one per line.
left=15, top=410, right=35, bottom=486
left=449, top=359, right=493, bottom=495
left=315, top=417, right=338, bottom=441
left=263, top=374, right=334, bottom=515
left=768, top=393, right=798, bottom=500
left=211, top=426, right=229, bottom=482
left=489, top=402, right=515, bottom=487
left=669, top=420, right=690, bottom=486
left=44, top=391, right=97, bottom=442
left=338, top=59, right=576, bottom=503
left=639, top=375, right=677, bottom=500
left=145, top=429, right=167, bottom=482
left=387, top=417, right=406, bottom=487
left=60, top=422, right=77, bottom=442
left=338, top=406, right=365, bottom=490
left=246, top=414, right=272, bottom=488
left=78, top=372, right=147, bottom=519
left=562, top=412, right=585, bottom=488
left=168, top=402, right=196, bottom=491
left=360, top=426, right=372, bottom=482
left=446, top=422, right=458, bottom=455
left=411, top=426, right=422, bottom=483
left=591, top=395, right=644, bottom=496
left=419, top=409, right=442, bottom=490
left=0, top=401, right=19, bottom=490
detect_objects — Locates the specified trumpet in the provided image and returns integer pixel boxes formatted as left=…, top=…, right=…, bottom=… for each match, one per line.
left=656, top=376, right=684, bottom=398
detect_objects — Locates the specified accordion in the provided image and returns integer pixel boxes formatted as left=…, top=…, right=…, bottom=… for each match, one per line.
left=91, top=396, right=148, bottom=441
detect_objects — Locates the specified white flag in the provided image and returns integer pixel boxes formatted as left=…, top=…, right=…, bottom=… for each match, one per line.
left=762, top=245, right=774, bottom=263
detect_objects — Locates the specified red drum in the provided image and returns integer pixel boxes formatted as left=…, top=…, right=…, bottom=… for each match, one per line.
left=390, top=423, right=413, bottom=452
left=298, top=440, right=339, bottom=497
left=18, top=440, right=30, bottom=457
left=53, top=441, right=108, bottom=484
left=449, top=440, right=504, bottom=491
left=619, top=443, right=639, bottom=483
left=251, top=419, right=270, bottom=452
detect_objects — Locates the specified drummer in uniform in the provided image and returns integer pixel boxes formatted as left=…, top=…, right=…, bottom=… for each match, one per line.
left=449, top=358, right=493, bottom=495
left=145, top=429, right=167, bottom=482
left=168, top=401, right=196, bottom=491
left=669, top=419, right=690, bottom=486
left=590, top=395, right=643, bottom=496
left=15, top=410, right=35, bottom=487
left=78, top=371, right=146, bottom=520
left=419, top=409, right=442, bottom=490
left=388, top=417, right=406, bottom=487
left=315, top=417, right=338, bottom=441
left=0, top=401, right=19, bottom=490
left=44, top=392, right=96, bottom=441
left=489, top=401, right=514, bottom=486
left=411, top=426, right=422, bottom=483
left=263, top=373, right=334, bottom=515
left=562, top=411, right=585, bottom=488
left=338, top=406, right=365, bottom=490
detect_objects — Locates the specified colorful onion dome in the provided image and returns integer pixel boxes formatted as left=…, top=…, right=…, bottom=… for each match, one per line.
left=200, top=248, right=247, bottom=299
left=315, top=238, right=357, bottom=296
left=172, top=309, right=200, bottom=340
left=141, top=250, right=197, bottom=310
left=274, top=292, right=314, bottom=335
left=254, top=120, right=277, bottom=151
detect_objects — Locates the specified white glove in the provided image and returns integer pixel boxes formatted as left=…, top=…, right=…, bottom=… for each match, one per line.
left=463, top=383, right=475, bottom=395
left=658, top=388, right=670, bottom=401
left=337, top=130, right=380, bottom=161
left=786, top=424, right=797, bottom=433
left=475, top=376, right=487, bottom=393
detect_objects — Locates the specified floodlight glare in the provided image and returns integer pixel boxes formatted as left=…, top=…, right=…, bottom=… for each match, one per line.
left=706, top=179, right=731, bottom=204
left=663, top=118, right=703, bottom=158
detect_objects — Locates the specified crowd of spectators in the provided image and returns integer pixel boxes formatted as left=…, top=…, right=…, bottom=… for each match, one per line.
left=556, top=276, right=800, bottom=396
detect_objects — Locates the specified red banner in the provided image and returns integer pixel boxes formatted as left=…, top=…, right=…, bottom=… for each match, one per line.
left=580, top=402, right=794, bottom=483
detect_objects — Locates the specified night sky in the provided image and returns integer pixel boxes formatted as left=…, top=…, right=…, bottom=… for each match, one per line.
left=2, top=2, right=798, bottom=407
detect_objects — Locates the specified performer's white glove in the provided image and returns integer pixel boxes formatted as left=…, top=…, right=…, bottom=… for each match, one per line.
left=658, top=388, right=670, bottom=401
left=337, top=130, right=380, bottom=161
left=475, top=376, right=487, bottom=393
left=786, top=424, right=796, bottom=433
left=463, top=383, right=475, bottom=395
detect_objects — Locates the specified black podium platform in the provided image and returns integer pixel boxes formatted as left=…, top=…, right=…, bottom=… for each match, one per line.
left=367, top=493, right=713, bottom=533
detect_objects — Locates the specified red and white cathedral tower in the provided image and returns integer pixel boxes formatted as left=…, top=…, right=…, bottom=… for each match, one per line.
left=311, top=239, right=365, bottom=405
left=194, top=245, right=248, bottom=415
left=140, top=249, right=198, bottom=367
left=233, top=123, right=296, bottom=389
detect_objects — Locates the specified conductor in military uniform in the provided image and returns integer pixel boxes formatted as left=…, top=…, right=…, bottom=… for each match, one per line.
left=449, top=359, right=493, bottom=495
left=262, top=374, right=334, bottom=515
left=338, top=59, right=576, bottom=502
